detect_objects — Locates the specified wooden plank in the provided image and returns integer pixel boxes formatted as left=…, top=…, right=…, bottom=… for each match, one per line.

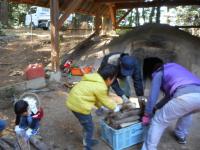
left=116, top=0, right=200, bottom=9
left=109, top=4, right=116, bottom=30
left=58, top=0, right=82, bottom=29
left=50, top=0, right=60, bottom=71
left=116, top=9, right=132, bottom=26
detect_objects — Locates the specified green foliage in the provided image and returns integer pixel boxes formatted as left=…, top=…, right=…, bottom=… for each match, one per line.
left=73, top=13, right=93, bottom=28
left=176, top=6, right=200, bottom=26
left=8, top=3, right=30, bottom=27
left=0, top=22, right=5, bottom=35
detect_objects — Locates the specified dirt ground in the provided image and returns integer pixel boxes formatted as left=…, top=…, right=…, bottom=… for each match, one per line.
left=1, top=26, right=200, bottom=150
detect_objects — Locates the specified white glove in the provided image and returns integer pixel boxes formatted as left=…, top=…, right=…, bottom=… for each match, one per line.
left=121, top=95, right=129, bottom=103
left=138, top=96, right=147, bottom=102
left=114, top=105, right=122, bottom=112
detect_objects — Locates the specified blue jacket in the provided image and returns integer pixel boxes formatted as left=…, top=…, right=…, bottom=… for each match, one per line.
left=98, top=52, right=144, bottom=97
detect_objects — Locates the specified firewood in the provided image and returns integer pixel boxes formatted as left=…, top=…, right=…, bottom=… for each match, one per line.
left=112, top=116, right=140, bottom=125
left=0, top=139, right=12, bottom=150
left=119, top=121, right=139, bottom=128
left=1, top=135, right=16, bottom=148
left=30, top=135, right=50, bottom=150
left=114, top=109, right=142, bottom=120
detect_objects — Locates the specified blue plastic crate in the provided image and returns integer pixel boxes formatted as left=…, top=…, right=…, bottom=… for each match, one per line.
left=100, top=121, right=144, bottom=150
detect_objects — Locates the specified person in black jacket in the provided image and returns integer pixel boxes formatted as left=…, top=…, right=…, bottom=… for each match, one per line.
left=98, top=52, right=144, bottom=102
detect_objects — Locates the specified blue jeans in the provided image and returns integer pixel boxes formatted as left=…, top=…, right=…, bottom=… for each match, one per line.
left=119, top=76, right=131, bottom=97
left=19, top=116, right=40, bottom=130
left=0, top=119, right=7, bottom=131
left=72, top=111, right=94, bottom=150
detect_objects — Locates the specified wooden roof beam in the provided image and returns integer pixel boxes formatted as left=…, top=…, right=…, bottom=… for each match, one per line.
left=116, top=0, right=200, bottom=9
left=116, top=8, right=132, bottom=26
left=95, top=0, right=141, bottom=3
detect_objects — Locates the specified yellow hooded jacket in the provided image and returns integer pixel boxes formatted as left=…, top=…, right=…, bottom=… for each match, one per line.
left=66, top=73, right=117, bottom=115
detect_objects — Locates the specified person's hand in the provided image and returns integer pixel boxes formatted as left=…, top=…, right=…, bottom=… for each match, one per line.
left=121, top=95, right=129, bottom=103
left=95, top=107, right=108, bottom=116
left=32, top=107, right=44, bottom=120
left=142, top=114, right=151, bottom=125
left=114, top=105, right=122, bottom=112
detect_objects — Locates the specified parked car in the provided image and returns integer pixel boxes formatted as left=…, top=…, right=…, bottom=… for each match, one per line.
left=25, top=6, right=73, bottom=30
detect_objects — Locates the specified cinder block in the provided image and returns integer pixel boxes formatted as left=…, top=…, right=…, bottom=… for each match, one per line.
left=26, top=77, right=46, bottom=90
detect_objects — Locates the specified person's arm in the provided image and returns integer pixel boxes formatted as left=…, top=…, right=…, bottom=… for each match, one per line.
left=145, top=71, right=163, bottom=116
left=95, top=87, right=117, bottom=110
left=132, top=61, right=144, bottom=96
left=111, top=78, right=125, bottom=96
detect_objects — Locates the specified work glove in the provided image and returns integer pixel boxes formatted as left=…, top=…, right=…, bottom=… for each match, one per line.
left=114, top=105, right=122, bottom=112
left=95, top=106, right=109, bottom=116
left=142, top=114, right=151, bottom=125
left=121, top=95, right=129, bottom=103
left=32, top=107, right=44, bottom=120
left=138, top=96, right=147, bottom=102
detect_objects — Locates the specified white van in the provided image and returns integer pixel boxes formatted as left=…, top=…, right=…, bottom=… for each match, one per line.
left=25, top=6, right=73, bottom=30
left=25, top=6, right=50, bottom=30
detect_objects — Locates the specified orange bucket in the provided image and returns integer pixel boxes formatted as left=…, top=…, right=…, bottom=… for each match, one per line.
left=71, top=66, right=92, bottom=76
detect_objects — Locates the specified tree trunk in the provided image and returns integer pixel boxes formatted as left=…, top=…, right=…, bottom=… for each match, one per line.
left=167, top=7, right=170, bottom=24
left=142, top=8, right=145, bottom=23
left=0, top=0, right=8, bottom=25
left=149, top=7, right=155, bottom=23
left=156, top=6, right=161, bottom=23
left=135, top=8, right=140, bottom=26
left=128, top=11, right=133, bottom=26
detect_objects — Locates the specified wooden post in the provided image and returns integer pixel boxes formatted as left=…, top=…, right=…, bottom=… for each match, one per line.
left=95, top=14, right=101, bottom=35
left=109, top=4, right=116, bottom=30
left=101, top=17, right=112, bottom=35
left=50, top=0, right=60, bottom=71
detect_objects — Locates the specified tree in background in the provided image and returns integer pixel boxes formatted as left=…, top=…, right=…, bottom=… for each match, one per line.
left=135, top=8, right=140, bottom=26
left=156, top=6, right=161, bottom=23
left=8, top=3, right=29, bottom=27
left=176, top=6, right=200, bottom=36
left=0, top=0, right=8, bottom=26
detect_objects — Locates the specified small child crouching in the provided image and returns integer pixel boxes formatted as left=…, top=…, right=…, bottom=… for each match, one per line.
left=14, top=100, right=43, bottom=140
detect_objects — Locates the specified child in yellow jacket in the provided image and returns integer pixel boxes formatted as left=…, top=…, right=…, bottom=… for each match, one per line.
left=66, top=64, right=121, bottom=150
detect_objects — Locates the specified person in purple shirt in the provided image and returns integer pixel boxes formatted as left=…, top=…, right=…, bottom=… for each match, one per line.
left=141, top=57, right=200, bottom=150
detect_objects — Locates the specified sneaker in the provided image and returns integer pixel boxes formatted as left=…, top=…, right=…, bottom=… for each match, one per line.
left=174, top=134, right=187, bottom=144
left=91, top=139, right=99, bottom=147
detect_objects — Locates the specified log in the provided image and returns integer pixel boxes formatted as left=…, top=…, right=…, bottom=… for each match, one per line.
left=112, top=116, right=140, bottom=125
left=0, top=139, right=12, bottom=150
left=16, top=134, right=30, bottom=150
left=120, top=121, right=139, bottom=128
left=1, top=136, right=16, bottom=148
left=30, top=135, right=50, bottom=150
left=114, top=109, right=142, bottom=120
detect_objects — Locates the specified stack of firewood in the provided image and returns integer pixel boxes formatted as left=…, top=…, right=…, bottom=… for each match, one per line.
left=105, top=100, right=146, bottom=129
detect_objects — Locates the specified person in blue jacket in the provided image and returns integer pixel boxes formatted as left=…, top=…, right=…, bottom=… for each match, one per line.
left=98, top=52, right=144, bottom=102
left=142, top=57, right=200, bottom=150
